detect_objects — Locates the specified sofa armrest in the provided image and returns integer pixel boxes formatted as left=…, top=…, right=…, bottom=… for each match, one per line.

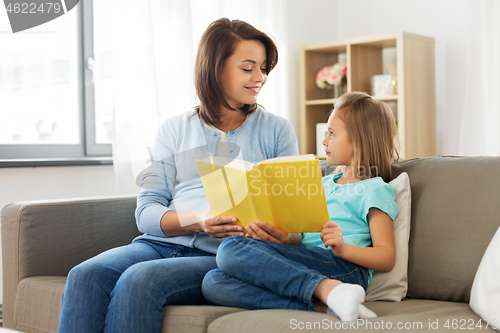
left=1, top=195, right=140, bottom=327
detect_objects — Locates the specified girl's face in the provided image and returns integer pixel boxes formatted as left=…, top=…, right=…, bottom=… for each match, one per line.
left=322, top=113, right=355, bottom=167
left=221, top=39, right=267, bottom=111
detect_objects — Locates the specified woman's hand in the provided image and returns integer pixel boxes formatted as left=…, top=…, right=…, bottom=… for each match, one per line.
left=321, top=220, right=346, bottom=257
left=198, top=210, right=246, bottom=238
left=245, top=221, right=302, bottom=246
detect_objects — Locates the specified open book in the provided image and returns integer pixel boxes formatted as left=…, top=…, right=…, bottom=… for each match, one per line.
left=196, top=154, right=329, bottom=233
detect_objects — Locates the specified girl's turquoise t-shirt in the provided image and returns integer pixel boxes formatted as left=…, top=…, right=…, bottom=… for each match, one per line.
left=299, top=173, right=399, bottom=284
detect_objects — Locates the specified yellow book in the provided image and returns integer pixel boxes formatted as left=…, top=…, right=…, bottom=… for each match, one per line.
left=195, top=154, right=329, bottom=233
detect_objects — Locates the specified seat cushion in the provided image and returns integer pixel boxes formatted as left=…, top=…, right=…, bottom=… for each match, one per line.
left=207, top=299, right=497, bottom=333
left=14, top=276, right=65, bottom=333
left=161, top=306, right=245, bottom=333
left=13, top=276, right=245, bottom=333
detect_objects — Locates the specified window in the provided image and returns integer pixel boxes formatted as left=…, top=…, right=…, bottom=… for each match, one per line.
left=0, top=0, right=112, bottom=162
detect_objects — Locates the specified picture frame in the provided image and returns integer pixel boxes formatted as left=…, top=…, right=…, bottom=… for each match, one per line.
left=316, top=123, right=328, bottom=157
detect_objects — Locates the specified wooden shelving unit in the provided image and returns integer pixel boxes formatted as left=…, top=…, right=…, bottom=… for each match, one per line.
left=300, top=32, right=436, bottom=159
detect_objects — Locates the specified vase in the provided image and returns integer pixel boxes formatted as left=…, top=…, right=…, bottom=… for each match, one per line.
left=333, top=79, right=347, bottom=98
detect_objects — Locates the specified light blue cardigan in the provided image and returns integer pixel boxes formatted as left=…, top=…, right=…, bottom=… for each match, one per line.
left=134, top=107, right=299, bottom=254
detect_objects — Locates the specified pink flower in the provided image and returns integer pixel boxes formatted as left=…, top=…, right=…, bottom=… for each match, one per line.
left=332, top=63, right=346, bottom=73
left=315, top=63, right=347, bottom=89
left=316, top=66, right=330, bottom=81
left=326, top=66, right=343, bottom=86
left=316, top=79, right=326, bottom=89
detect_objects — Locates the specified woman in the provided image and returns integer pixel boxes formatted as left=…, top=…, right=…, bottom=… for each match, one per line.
left=57, top=18, right=298, bottom=333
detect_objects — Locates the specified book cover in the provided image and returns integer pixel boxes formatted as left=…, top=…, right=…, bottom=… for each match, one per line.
left=195, top=154, right=329, bottom=233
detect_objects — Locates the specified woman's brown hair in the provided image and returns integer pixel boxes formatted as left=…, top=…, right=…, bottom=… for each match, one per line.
left=194, top=18, right=278, bottom=126
left=332, top=92, right=399, bottom=182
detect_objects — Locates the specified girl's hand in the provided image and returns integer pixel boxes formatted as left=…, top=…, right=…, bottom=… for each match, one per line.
left=245, top=221, right=301, bottom=246
left=321, top=220, right=346, bottom=257
left=198, top=210, right=246, bottom=238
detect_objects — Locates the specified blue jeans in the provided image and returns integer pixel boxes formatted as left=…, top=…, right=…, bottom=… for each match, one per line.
left=202, top=236, right=368, bottom=312
left=58, top=239, right=216, bottom=333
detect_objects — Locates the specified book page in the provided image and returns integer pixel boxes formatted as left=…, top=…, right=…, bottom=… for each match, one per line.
left=197, top=156, right=254, bottom=172
left=255, top=154, right=315, bottom=166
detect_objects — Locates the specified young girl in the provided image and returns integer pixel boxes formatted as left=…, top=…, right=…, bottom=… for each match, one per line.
left=58, top=18, right=298, bottom=333
left=202, top=92, right=399, bottom=321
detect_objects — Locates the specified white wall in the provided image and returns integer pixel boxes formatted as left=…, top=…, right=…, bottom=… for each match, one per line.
left=285, top=0, right=340, bottom=142
left=336, top=0, right=470, bottom=155
left=0, top=165, right=139, bottom=306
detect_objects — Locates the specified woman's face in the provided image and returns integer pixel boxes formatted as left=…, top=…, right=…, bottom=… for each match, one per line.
left=221, top=39, right=267, bottom=111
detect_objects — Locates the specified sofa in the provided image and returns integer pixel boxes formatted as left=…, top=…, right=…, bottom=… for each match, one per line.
left=2, top=156, right=499, bottom=333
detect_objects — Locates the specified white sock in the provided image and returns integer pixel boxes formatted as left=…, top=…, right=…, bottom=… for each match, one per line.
left=358, top=304, right=377, bottom=319
left=327, top=303, right=377, bottom=319
left=326, top=307, right=337, bottom=316
left=326, top=283, right=376, bottom=321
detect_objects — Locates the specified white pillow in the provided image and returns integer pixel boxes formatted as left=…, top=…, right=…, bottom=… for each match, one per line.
left=470, top=226, right=500, bottom=331
left=366, top=172, right=411, bottom=302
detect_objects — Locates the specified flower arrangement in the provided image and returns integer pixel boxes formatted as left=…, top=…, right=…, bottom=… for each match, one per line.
left=316, top=63, right=347, bottom=97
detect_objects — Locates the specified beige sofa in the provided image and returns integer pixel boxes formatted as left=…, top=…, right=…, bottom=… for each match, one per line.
left=2, top=156, right=500, bottom=333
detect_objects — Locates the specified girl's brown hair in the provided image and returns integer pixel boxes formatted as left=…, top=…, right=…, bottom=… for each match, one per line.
left=333, top=92, right=399, bottom=182
left=194, top=18, right=278, bottom=126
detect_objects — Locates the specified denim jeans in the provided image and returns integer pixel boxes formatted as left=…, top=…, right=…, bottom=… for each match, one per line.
left=58, top=239, right=216, bottom=333
left=202, top=236, right=368, bottom=312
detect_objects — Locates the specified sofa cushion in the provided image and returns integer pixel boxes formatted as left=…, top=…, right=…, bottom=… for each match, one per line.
left=207, top=299, right=496, bottom=333
left=391, top=156, right=500, bottom=303
left=470, top=225, right=500, bottom=329
left=14, top=276, right=65, bottom=333
left=161, top=306, right=245, bottom=333
left=366, top=172, right=411, bottom=301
